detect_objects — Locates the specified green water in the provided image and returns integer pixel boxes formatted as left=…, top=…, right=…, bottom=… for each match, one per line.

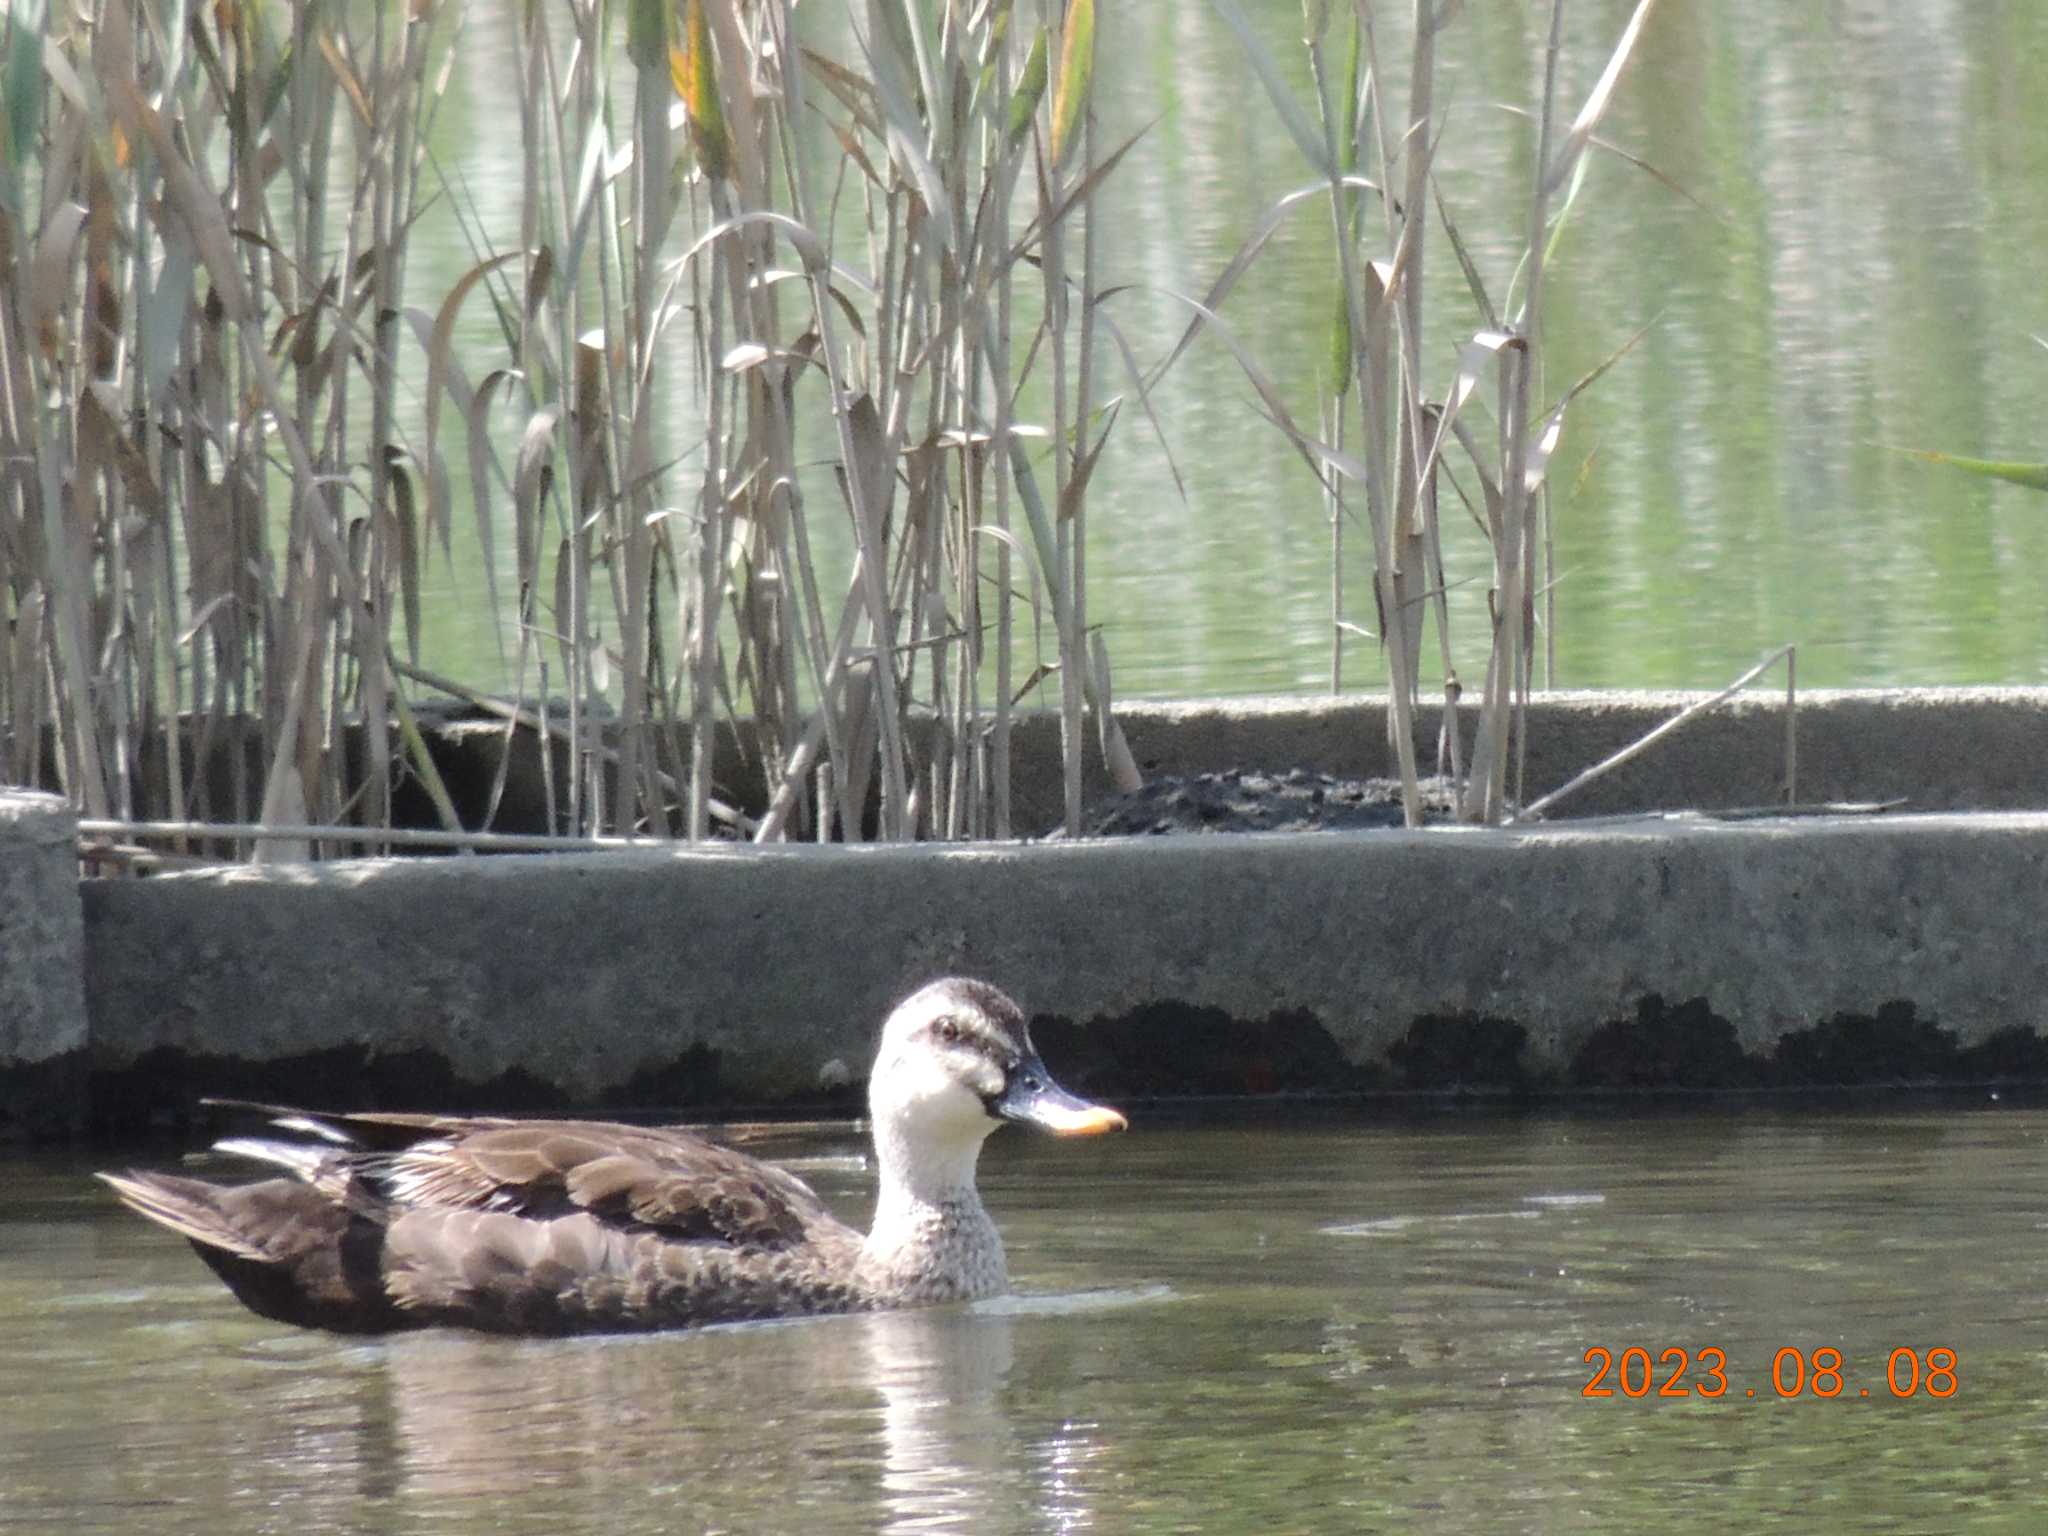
left=395, top=2, right=2048, bottom=701
left=5, top=1108, right=2046, bottom=1532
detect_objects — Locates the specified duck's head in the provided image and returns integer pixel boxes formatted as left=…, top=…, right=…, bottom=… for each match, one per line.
left=869, top=978, right=1127, bottom=1156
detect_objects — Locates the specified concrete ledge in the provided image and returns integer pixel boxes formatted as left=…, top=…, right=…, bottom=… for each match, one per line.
left=412, top=685, right=2048, bottom=834
left=1007, top=686, right=2048, bottom=827
left=75, top=810, right=2048, bottom=1130
left=35, top=687, right=2045, bottom=838
left=0, top=790, right=88, bottom=1138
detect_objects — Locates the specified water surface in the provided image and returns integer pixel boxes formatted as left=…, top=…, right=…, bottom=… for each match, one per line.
left=5, top=1108, right=2044, bottom=1531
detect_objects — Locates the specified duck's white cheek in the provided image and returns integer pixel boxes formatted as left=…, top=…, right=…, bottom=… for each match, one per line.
left=874, top=1054, right=975, bottom=1126
left=928, top=1074, right=996, bottom=1132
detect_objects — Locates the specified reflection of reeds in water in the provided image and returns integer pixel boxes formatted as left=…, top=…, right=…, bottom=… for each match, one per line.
left=0, top=0, right=1660, bottom=852
left=0, top=0, right=1138, bottom=850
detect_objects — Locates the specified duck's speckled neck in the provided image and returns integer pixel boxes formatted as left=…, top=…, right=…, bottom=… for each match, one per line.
left=857, top=1116, right=1007, bottom=1303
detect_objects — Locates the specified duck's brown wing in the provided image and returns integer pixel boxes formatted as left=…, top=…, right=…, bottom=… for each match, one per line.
left=209, top=1105, right=839, bottom=1251
left=365, top=1121, right=839, bottom=1251
left=365, top=1126, right=869, bottom=1333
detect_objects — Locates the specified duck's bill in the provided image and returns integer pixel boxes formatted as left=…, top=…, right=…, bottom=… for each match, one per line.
left=992, top=1058, right=1129, bottom=1136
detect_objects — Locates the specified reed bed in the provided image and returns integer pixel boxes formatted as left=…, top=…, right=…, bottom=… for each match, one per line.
left=0, top=0, right=1142, bottom=852
left=1, top=0, right=1659, bottom=855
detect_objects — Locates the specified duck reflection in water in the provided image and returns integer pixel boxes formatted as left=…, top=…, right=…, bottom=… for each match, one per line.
left=366, top=1300, right=1105, bottom=1533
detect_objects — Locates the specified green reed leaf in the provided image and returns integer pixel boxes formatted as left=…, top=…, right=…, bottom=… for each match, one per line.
left=1006, top=27, right=1048, bottom=149
left=1894, top=448, right=2048, bottom=493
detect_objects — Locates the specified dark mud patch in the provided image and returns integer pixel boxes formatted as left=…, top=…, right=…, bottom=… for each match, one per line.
left=1065, top=769, right=1461, bottom=837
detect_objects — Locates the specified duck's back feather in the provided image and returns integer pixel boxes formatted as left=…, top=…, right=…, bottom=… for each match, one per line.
left=359, top=1120, right=834, bottom=1250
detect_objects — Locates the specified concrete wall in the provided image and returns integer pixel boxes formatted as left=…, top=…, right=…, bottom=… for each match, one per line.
left=9, top=689, right=2048, bottom=1136
left=0, top=791, right=88, bottom=1137
left=72, top=811, right=2048, bottom=1130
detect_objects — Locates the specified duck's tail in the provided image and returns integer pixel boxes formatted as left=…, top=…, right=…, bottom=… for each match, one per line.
left=96, top=1170, right=275, bottom=1260
left=96, top=1168, right=413, bottom=1334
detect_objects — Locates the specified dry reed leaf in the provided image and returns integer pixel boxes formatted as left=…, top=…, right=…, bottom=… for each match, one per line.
left=845, top=391, right=896, bottom=537
left=681, top=209, right=830, bottom=278
left=78, top=382, right=164, bottom=520
left=1545, top=0, right=1658, bottom=197
left=525, top=246, right=554, bottom=319
left=1007, top=660, right=1055, bottom=709
left=858, top=8, right=956, bottom=254
left=1432, top=179, right=1499, bottom=330
left=1092, top=303, right=1187, bottom=503
left=1520, top=320, right=1649, bottom=493
left=1055, top=401, right=1118, bottom=523
left=421, top=250, right=520, bottom=560
left=462, top=367, right=518, bottom=621
left=1410, top=327, right=1520, bottom=499
left=1008, top=118, right=1149, bottom=268
left=513, top=406, right=561, bottom=593
left=315, top=30, right=374, bottom=133
left=801, top=47, right=886, bottom=140
left=27, top=201, right=87, bottom=358
left=1446, top=413, right=1503, bottom=538
left=104, top=76, right=250, bottom=321
left=1168, top=291, right=1367, bottom=494
left=1048, top=0, right=1093, bottom=170
left=552, top=535, right=579, bottom=690
left=1146, top=177, right=1374, bottom=389
left=824, top=116, right=888, bottom=193
left=176, top=593, right=235, bottom=649
left=1089, top=628, right=1142, bottom=792
left=392, top=458, right=422, bottom=665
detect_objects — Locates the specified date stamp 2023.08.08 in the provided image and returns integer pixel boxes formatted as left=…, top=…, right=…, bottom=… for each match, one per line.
left=1582, top=1346, right=1958, bottom=1400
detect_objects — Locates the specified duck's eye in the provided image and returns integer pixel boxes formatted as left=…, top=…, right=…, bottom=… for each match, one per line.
left=934, top=1017, right=963, bottom=1044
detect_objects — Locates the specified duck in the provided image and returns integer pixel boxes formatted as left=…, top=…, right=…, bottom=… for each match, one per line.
left=97, top=977, right=1126, bottom=1335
